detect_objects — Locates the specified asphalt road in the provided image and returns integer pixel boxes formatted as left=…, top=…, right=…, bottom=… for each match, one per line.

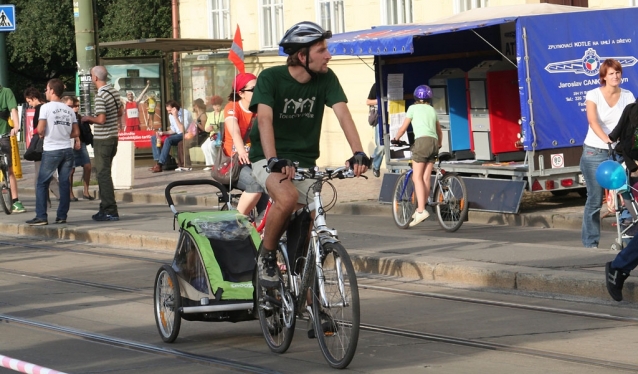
left=2, top=219, right=638, bottom=373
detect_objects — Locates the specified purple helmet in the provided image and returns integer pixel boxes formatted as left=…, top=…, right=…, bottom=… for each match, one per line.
left=413, top=85, right=433, bottom=100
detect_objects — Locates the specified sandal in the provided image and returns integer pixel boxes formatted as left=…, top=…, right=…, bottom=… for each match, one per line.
left=70, top=197, right=78, bottom=202
left=83, top=194, right=95, bottom=200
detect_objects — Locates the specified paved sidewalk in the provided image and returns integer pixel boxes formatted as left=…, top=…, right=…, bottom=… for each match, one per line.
left=3, top=160, right=631, bottom=304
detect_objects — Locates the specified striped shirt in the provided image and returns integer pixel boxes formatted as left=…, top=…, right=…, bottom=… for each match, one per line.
left=93, top=84, right=121, bottom=140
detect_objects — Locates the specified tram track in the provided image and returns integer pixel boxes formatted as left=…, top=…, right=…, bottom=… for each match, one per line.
left=0, top=314, right=279, bottom=374
left=4, top=237, right=638, bottom=371
left=360, top=322, right=638, bottom=372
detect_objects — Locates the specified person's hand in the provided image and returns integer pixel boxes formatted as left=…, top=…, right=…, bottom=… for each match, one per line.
left=80, top=115, right=90, bottom=123
left=158, top=130, right=163, bottom=136
left=170, top=108, right=178, bottom=117
left=237, top=148, right=250, bottom=165
left=266, top=157, right=294, bottom=180
left=9, top=127, right=17, bottom=137
left=74, top=139, right=81, bottom=150
left=346, top=152, right=371, bottom=177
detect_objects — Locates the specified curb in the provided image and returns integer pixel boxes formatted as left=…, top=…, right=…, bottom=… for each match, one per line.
left=2, top=220, right=628, bottom=303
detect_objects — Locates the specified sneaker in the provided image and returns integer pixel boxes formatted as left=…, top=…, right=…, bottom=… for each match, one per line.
left=258, top=247, right=280, bottom=288
left=373, top=168, right=380, bottom=178
left=26, top=217, right=48, bottom=226
left=92, top=211, right=120, bottom=221
left=203, top=167, right=212, bottom=171
left=55, top=218, right=66, bottom=224
left=308, top=310, right=337, bottom=339
left=605, top=261, right=629, bottom=302
left=409, top=210, right=430, bottom=227
left=176, top=167, right=192, bottom=172
left=11, top=201, right=26, bottom=213
left=174, top=167, right=184, bottom=172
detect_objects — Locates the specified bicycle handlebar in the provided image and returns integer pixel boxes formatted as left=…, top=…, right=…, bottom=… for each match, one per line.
left=292, top=165, right=361, bottom=181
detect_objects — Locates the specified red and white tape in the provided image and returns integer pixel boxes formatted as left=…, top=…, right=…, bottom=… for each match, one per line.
left=0, top=354, right=68, bottom=374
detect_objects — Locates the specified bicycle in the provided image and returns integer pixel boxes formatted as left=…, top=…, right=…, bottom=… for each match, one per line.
left=256, top=165, right=360, bottom=369
left=0, top=133, right=13, bottom=215
left=391, top=141, right=469, bottom=232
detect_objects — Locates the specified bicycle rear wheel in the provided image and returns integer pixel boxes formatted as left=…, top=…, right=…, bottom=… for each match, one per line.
left=257, top=244, right=296, bottom=353
left=312, top=242, right=360, bottom=369
left=392, top=172, right=416, bottom=229
left=0, top=164, right=11, bottom=215
left=434, top=173, right=468, bottom=232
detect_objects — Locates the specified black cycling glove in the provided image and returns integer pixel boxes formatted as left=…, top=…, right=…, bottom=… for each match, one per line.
left=347, top=151, right=372, bottom=169
left=266, top=157, right=293, bottom=173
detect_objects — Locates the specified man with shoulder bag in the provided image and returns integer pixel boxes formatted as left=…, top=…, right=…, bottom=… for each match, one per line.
left=81, top=66, right=123, bottom=221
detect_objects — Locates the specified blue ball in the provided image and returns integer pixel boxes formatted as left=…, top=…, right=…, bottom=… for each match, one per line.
left=596, top=160, right=626, bottom=190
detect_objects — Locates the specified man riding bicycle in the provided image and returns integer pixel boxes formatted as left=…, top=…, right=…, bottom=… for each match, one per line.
left=248, top=21, right=370, bottom=288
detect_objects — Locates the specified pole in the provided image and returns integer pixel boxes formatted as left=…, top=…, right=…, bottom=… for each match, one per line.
left=0, top=0, right=8, bottom=87
left=73, top=0, right=97, bottom=116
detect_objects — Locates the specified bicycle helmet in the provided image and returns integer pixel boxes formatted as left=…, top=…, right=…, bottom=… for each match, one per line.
left=413, top=85, right=433, bottom=101
left=279, top=21, right=333, bottom=55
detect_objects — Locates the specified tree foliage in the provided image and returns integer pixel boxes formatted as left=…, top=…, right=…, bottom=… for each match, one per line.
left=5, top=0, right=172, bottom=95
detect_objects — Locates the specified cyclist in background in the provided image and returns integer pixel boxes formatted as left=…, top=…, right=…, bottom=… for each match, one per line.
left=248, top=21, right=370, bottom=288
left=0, top=84, right=26, bottom=213
left=392, top=85, right=443, bottom=227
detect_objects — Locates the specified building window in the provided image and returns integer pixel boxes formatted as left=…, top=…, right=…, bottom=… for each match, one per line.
left=454, top=0, right=489, bottom=14
left=209, top=0, right=230, bottom=39
left=259, top=0, right=284, bottom=50
left=317, top=0, right=345, bottom=34
left=382, top=0, right=413, bottom=25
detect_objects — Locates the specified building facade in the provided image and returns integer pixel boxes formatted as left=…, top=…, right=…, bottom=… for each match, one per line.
left=177, top=0, right=629, bottom=167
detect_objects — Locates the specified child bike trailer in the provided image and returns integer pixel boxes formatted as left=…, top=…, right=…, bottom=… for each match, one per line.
left=154, top=179, right=260, bottom=343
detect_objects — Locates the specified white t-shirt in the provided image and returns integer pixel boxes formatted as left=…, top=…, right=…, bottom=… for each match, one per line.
left=584, top=87, right=635, bottom=149
left=39, top=101, right=77, bottom=151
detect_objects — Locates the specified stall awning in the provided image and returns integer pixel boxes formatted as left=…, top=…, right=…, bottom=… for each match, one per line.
left=328, top=4, right=590, bottom=56
left=99, top=38, right=232, bottom=53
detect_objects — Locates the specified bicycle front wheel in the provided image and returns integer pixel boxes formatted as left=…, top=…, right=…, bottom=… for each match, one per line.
left=434, top=173, right=469, bottom=232
left=0, top=165, right=11, bottom=215
left=256, top=244, right=296, bottom=353
left=392, top=172, right=416, bottom=229
left=312, top=242, right=360, bottom=369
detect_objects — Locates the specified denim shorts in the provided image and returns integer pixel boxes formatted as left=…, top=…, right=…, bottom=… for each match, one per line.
left=237, top=165, right=265, bottom=193
left=73, top=142, right=90, bottom=167
left=0, top=136, right=12, bottom=167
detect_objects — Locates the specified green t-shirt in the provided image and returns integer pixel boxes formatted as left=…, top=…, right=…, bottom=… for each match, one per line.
left=0, top=87, right=18, bottom=135
left=406, top=103, right=438, bottom=140
left=248, top=65, right=348, bottom=167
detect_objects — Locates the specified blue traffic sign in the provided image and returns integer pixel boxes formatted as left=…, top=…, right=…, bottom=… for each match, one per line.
left=0, top=5, right=16, bottom=32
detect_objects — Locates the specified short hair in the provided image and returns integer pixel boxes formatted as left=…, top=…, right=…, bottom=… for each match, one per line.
left=599, top=59, right=623, bottom=86
left=91, top=66, right=108, bottom=82
left=47, top=79, right=65, bottom=97
left=165, top=99, right=181, bottom=111
left=23, top=87, right=43, bottom=101
left=210, top=95, right=223, bottom=106
left=61, top=95, right=75, bottom=104
left=193, top=98, right=206, bottom=112
left=286, top=47, right=310, bottom=67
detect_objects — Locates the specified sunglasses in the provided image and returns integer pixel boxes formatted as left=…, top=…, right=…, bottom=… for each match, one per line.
left=241, top=87, right=255, bottom=92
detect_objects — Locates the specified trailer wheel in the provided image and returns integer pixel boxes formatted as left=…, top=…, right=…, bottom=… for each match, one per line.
left=154, top=265, right=182, bottom=343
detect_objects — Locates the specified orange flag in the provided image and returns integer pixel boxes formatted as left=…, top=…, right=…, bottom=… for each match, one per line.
left=228, top=25, right=245, bottom=74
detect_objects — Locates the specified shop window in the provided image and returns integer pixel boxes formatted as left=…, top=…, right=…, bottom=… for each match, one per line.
left=382, top=0, right=413, bottom=25
left=317, top=0, right=345, bottom=34
left=259, top=0, right=284, bottom=50
left=454, top=0, right=488, bottom=14
left=209, top=0, right=231, bottom=39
